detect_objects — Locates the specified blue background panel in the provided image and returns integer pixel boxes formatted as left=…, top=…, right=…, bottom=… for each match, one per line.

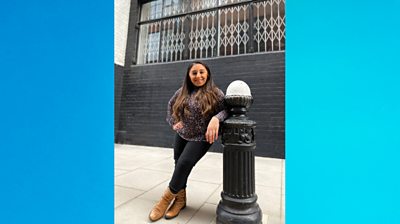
left=0, top=1, right=113, bottom=223
left=287, top=1, right=400, bottom=224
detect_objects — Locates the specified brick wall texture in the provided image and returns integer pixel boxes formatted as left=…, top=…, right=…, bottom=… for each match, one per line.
left=115, top=52, right=285, bottom=158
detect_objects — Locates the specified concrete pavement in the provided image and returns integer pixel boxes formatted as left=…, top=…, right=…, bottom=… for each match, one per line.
left=114, top=144, right=285, bottom=224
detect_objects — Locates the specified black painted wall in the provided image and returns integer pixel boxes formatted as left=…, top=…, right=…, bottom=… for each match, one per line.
left=115, top=64, right=124, bottom=140
left=115, top=52, right=285, bottom=158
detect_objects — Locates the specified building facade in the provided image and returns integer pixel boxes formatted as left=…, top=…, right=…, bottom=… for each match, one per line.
left=115, top=0, right=285, bottom=158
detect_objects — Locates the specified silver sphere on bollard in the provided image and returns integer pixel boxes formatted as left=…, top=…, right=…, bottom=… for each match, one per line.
left=226, top=80, right=252, bottom=96
left=225, top=80, right=253, bottom=115
left=216, top=80, right=263, bottom=224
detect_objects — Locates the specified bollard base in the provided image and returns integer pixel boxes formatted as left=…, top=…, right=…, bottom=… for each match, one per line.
left=216, top=202, right=262, bottom=224
left=216, top=194, right=262, bottom=224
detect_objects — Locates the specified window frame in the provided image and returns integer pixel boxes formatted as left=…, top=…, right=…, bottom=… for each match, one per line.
left=136, top=0, right=285, bottom=65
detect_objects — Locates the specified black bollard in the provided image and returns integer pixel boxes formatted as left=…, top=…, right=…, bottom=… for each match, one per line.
left=216, top=81, right=263, bottom=224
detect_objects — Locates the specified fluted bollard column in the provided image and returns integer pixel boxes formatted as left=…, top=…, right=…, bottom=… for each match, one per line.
left=216, top=80, right=262, bottom=224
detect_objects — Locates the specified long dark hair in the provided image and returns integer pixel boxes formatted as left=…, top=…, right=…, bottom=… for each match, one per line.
left=172, top=61, right=220, bottom=121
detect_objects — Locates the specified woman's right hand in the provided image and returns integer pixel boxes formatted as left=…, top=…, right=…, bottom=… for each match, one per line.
left=173, top=121, right=183, bottom=131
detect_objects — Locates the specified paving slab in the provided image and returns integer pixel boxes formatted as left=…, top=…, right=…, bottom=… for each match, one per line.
left=115, top=168, right=171, bottom=191
left=142, top=159, right=175, bottom=173
left=188, top=166, right=223, bottom=184
left=255, top=157, right=282, bottom=173
left=115, top=152, right=171, bottom=171
left=255, top=169, right=282, bottom=189
left=256, top=185, right=281, bottom=216
left=115, top=169, right=130, bottom=177
left=187, top=203, right=217, bottom=224
left=281, top=194, right=285, bottom=224
left=196, top=153, right=223, bottom=168
left=206, top=184, right=222, bottom=205
left=268, top=215, right=281, bottom=224
left=282, top=160, right=286, bottom=195
left=115, top=144, right=285, bottom=224
left=115, top=186, right=145, bottom=208
left=115, top=198, right=159, bottom=224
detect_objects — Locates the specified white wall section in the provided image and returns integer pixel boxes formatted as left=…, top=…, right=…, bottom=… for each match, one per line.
left=114, top=0, right=131, bottom=66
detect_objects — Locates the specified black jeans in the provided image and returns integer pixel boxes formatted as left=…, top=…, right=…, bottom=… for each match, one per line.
left=168, top=134, right=211, bottom=194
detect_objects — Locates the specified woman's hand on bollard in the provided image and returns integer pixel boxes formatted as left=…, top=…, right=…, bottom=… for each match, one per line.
left=206, top=116, right=220, bottom=144
left=173, top=121, right=183, bottom=131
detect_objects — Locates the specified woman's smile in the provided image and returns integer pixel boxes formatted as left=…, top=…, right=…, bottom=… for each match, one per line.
left=189, top=64, right=208, bottom=87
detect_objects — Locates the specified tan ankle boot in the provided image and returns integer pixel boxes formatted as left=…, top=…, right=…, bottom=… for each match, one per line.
left=149, top=188, right=177, bottom=222
left=165, top=189, right=186, bottom=219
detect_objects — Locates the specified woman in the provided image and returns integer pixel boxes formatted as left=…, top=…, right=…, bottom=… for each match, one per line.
left=148, top=61, right=228, bottom=221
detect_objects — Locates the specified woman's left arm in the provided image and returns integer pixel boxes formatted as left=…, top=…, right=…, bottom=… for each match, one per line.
left=214, top=89, right=228, bottom=122
left=206, top=89, right=228, bottom=143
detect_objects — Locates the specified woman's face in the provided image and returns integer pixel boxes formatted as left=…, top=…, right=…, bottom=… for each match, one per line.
left=189, top=64, right=208, bottom=87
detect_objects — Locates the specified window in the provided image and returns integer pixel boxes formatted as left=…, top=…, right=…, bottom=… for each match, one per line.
left=137, top=0, right=285, bottom=64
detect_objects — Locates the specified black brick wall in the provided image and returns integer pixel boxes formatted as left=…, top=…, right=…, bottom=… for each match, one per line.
left=115, top=52, right=285, bottom=158
left=115, top=64, right=124, bottom=140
